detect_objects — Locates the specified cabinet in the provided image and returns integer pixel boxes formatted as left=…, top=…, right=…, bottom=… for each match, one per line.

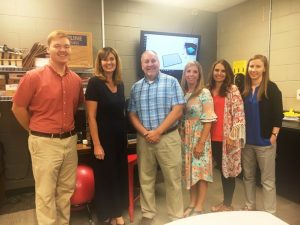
left=0, top=101, right=33, bottom=190
left=0, top=67, right=92, bottom=191
left=276, top=121, right=300, bottom=203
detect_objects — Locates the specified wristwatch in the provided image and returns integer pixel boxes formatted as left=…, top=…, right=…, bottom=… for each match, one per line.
left=272, top=132, right=278, bottom=137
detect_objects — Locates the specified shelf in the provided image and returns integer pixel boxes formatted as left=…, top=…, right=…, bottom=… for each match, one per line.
left=0, top=67, right=29, bottom=73
left=0, top=96, right=12, bottom=101
left=71, top=68, right=94, bottom=74
left=0, top=67, right=92, bottom=101
left=0, top=66, right=93, bottom=74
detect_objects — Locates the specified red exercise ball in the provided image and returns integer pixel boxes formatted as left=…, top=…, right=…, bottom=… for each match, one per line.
left=71, top=165, right=94, bottom=206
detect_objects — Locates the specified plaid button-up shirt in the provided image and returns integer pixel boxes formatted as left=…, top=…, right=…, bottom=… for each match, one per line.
left=128, top=73, right=185, bottom=130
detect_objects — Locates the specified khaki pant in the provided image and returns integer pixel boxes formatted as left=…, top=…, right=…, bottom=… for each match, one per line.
left=242, top=143, right=276, bottom=213
left=28, top=134, right=78, bottom=225
left=137, top=130, right=183, bottom=220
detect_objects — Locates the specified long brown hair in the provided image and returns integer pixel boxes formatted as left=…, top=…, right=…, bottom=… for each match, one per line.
left=94, top=47, right=122, bottom=85
left=243, top=54, right=269, bottom=100
left=207, top=59, right=233, bottom=97
left=181, top=61, right=205, bottom=99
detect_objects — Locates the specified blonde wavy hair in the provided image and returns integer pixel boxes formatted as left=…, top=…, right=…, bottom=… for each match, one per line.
left=181, top=61, right=205, bottom=99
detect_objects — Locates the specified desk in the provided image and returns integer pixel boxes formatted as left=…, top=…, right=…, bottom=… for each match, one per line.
left=77, top=144, right=92, bottom=153
left=76, top=139, right=138, bottom=163
left=127, top=136, right=137, bottom=155
left=77, top=144, right=92, bottom=166
left=165, top=211, right=288, bottom=225
left=77, top=138, right=137, bottom=154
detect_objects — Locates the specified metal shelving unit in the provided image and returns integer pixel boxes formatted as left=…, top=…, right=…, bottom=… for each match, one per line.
left=0, top=67, right=93, bottom=102
left=0, top=66, right=93, bottom=73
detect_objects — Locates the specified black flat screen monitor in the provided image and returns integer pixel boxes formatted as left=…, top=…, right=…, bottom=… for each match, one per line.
left=139, top=30, right=201, bottom=80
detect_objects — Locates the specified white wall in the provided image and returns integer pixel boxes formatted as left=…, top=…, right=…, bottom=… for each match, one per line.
left=217, top=0, right=300, bottom=111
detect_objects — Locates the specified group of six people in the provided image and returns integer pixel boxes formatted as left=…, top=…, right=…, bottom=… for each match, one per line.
left=12, top=30, right=283, bottom=225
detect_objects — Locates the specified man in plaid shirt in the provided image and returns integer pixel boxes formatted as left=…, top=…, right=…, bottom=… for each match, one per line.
left=128, top=50, right=185, bottom=225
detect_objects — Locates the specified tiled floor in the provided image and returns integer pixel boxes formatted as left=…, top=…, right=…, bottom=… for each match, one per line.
left=70, top=169, right=300, bottom=225
left=1, top=168, right=300, bottom=225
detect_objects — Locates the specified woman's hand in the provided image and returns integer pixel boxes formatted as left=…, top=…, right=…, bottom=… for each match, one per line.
left=94, top=145, right=105, bottom=160
left=226, top=137, right=235, bottom=153
left=270, top=135, right=277, bottom=145
left=193, top=142, right=205, bottom=159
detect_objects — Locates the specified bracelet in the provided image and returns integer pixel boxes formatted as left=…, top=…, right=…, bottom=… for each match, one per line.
left=272, top=132, right=278, bottom=137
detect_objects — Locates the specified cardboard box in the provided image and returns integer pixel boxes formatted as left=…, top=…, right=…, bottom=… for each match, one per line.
left=8, top=73, right=24, bottom=84
left=0, top=75, right=5, bottom=86
left=5, top=84, right=18, bottom=96
left=8, top=78, right=21, bottom=84
left=4, top=90, right=16, bottom=96
left=5, top=84, right=18, bottom=91
left=64, top=31, right=93, bottom=69
left=9, top=73, right=24, bottom=79
left=35, top=57, right=49, bottom=67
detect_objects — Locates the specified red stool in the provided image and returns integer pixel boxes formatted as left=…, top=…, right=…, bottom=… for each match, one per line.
left=128, top=154, right=139, bottom=223
left=71, top=165, right=95, bottom=224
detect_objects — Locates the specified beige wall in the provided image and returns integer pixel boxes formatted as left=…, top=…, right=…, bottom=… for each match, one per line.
left=217, top=0, right=300, bottom=111
left=0, top=0, right=217, bottom=97
left=0, top=0, right=103, bottom=57
left=99, top=0, right=217, bottom=96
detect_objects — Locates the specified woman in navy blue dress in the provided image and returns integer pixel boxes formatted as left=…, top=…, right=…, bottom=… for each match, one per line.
left=85, top=47, right=128, bottom=225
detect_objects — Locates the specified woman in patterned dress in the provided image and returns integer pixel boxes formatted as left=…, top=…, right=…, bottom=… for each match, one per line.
left=207, top=59, right=245, bottom=212
left=180, top=61, right=217, bottom=217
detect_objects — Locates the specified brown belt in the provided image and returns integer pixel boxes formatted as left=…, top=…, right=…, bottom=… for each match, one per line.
left=163, top=126, right=178, bottom=135
left=30, top=130, right=76, bottom=139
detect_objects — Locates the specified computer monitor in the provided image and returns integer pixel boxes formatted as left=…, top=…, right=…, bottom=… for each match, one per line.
left=139, top=30, right=201, bottom=80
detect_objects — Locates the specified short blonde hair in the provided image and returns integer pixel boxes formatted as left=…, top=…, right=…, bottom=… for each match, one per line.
left=47, top=30, right=70, bottom=46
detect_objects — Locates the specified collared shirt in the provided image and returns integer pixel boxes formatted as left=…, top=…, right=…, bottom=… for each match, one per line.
left=128, top=73, right=185, bottom=130
left=13, top=64, right=84, bottom=133
left=244, top=87, right=270, bottom=146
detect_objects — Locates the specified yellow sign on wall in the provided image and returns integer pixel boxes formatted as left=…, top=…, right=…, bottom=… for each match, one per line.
left=232, top=60, right=247, bottom=75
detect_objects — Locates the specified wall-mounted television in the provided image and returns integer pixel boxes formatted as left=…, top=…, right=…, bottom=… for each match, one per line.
left=139, top=30, right=201, bottom=80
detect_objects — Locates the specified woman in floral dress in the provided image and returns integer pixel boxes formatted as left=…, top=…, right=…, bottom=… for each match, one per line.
left=180, top=61, right=217, bottom=216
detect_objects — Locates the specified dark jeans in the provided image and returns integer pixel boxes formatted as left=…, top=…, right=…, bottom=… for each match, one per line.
left=212, top=141, right=235, bottom=206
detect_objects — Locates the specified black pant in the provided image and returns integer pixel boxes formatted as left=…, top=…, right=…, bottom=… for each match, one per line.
left=212, top=141, right=235, bottom=206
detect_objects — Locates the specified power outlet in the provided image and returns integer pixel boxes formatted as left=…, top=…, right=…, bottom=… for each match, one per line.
left=297, top=89, right=300, bottom=100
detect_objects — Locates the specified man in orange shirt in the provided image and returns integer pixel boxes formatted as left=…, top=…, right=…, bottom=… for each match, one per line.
left=12, top=30, right=84, bottom=225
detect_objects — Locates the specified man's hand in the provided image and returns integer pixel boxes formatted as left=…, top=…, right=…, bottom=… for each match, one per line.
left=11, top=103, right=30, bottom=131
left=144, top=129, right=161, bottom=144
